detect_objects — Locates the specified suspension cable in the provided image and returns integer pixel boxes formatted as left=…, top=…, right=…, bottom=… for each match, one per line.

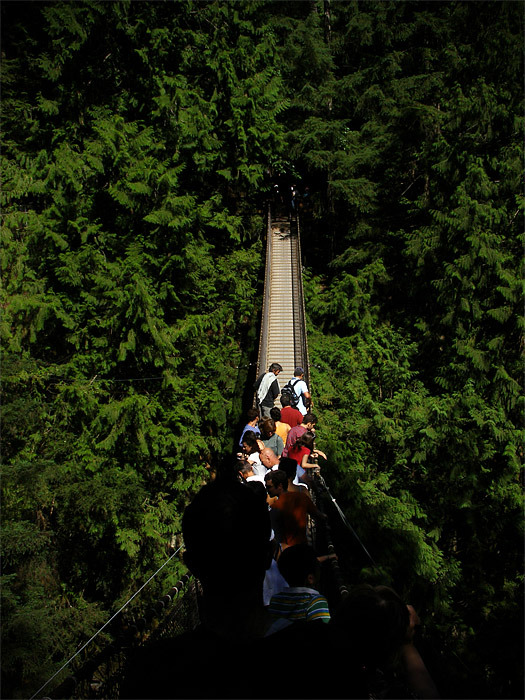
left=30, top=544, right=184, bottom=700
left=312, top=475, right=349, bottom=598
left=316, top=474, right=379, bottom=572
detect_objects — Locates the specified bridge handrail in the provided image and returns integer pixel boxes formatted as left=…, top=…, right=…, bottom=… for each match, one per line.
left=311, top=473, right=349, bottom=599
left=257, top=207, right=310, bottom=387
left=41, top=208, right=350, bottom=700
left=255, top=205, right=273, bottom=384
left=42, top=574, right=200, bottom=700
left=294, top=212, right=311, bottom=388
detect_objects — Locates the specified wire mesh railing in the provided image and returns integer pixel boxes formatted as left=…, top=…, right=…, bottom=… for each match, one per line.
left=37, top=206, right=357, bottom=700
left=293, top=211, right=310, bottom=387
left=256, top=205, right=273, bottom=383
left=43, top=575, right=201, bottom=700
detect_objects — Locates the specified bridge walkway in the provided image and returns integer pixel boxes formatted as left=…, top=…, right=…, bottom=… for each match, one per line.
left=257, top=209, right=309, bottom=396
left=39, top=209, right=354, bottom=700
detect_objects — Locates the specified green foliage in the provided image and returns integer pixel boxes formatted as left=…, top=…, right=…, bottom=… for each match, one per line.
left=295, top=3, right=523, bottom=696
left=1, top=1, right=523, bottom=698
left=1, top=2, right=270, bottom=695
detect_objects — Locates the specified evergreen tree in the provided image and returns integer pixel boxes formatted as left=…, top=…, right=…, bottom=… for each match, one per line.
left=1, top=2, right=282, bottom=695
left=1, top=1, right=522, bottom=697
left=296, top=3, right=523, bottom=696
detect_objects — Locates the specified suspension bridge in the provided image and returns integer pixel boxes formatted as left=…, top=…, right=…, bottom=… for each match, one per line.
left=35, top=205, right=372, bottom=700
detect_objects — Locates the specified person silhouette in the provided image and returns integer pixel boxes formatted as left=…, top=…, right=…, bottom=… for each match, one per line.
left=120, top=478, right=333, bottom=698
left=330, top=584, right=440, bottom=699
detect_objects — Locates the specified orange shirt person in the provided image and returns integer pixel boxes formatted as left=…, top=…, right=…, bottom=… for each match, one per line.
left=264, top=469, right=326, bottom=549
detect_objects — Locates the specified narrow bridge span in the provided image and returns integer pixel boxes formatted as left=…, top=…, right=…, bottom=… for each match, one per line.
left=257, top=208, right=310, bottom=395
left=39, top=209, right=352, bottom=700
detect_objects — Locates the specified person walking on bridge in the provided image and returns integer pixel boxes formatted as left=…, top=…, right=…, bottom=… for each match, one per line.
left=239, top=407, right=261, bottom=446
left=279, top=392, right=303, bottom=429
left=260, top=449, right=305, bottom=491
left=285, top=367, right=312, bottom=416
left=270, top=407, right=291, bottom=445
left=264, top=469, right=326, bottom=550
left=254, top=362, right=282, bottom=418
left=121, top=479, right=333, bottom=699
left=259, top=447, right=281, bottom=473
left=282, top=412, right=318, bottom=457
left=260, top=418, right=284, bottom=457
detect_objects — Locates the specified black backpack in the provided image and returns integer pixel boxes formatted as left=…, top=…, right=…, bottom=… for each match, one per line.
left=280, top=378, right=301, bottom=408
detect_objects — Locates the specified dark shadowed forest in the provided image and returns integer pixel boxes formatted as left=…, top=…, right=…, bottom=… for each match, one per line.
left=1, top=1, right=523, bottom=698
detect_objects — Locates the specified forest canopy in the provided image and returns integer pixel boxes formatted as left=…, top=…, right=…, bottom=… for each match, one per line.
left=1, top=1, right=523, bottom=698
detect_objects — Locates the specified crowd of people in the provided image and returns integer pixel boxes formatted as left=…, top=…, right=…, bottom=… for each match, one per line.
left=121, top=363, right=440, bottom=699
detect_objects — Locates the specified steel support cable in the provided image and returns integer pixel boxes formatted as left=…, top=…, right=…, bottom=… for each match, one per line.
left=256, top=205, right=273, bottom=382
left=46, top=573, right=198, bottom=700
left=291, top=240, right=297, bottom=365
left=290, top=218, right=299, bottom=368
left=312, top=474, right=349, bottom=599
left=31, top=545, right=185, bottom=700
left=315, top=473, right=380, bottom=573
left=306, top=471, right=348, bottom=600
left=295, top=213, right=310, bottom=384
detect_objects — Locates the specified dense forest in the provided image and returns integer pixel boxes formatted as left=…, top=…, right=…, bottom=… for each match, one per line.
left=1, top=1, right=523, bottom=698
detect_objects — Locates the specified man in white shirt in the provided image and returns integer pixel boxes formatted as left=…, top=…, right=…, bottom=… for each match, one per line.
left=237, top=459, right=266, bottom=484
left=254, top=362, right=282, bottom=418
left=287, top=367, right=312, bottom=416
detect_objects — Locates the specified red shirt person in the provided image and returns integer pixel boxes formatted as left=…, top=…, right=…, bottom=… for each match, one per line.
left=287, top=431, right=327, bottom=472
left=279, top=393, right=303, bottom=429
left=282, top=413, right=318, bottom=457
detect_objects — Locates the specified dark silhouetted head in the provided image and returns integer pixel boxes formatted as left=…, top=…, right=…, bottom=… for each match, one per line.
left=183, top=480, right=271, bottom=593
left=280, top=393, right=291, bottom=407
left=270, top=407, right=281, bottom=422
left=279, top=457, right=299, bottom=480
left=277, top=544, right=319, bottom=587
left=331, top=584, right=409, bottom=669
